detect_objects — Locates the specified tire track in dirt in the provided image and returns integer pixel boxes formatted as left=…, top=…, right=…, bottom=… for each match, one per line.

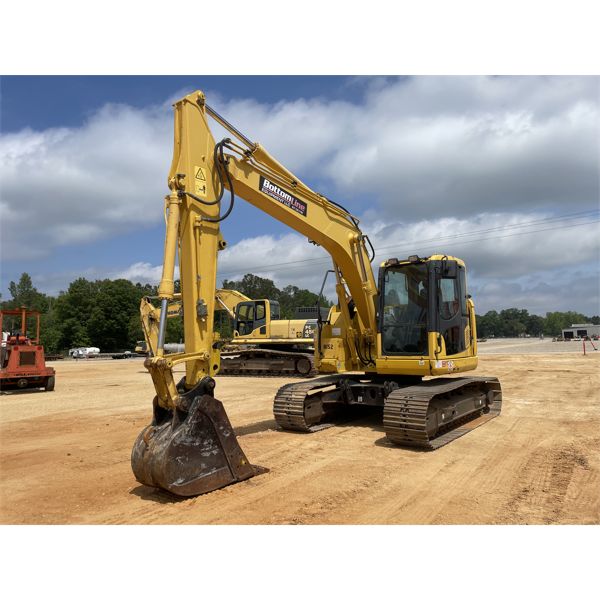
left=501, top=443, right=592, bottom=524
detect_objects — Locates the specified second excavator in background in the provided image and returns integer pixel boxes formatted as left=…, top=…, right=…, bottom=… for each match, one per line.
left=131, top=90, right=502, bottom=498
left=138, top=289, right=325, bottom=375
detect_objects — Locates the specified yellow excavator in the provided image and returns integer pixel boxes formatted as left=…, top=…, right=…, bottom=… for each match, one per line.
left=131, top=90, right=502, bottom=497
left=138, top=290, right=319, bottom=375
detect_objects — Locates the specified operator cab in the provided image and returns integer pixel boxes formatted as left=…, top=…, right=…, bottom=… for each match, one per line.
left=234, top=300, right=279, bottom=336
left=379, top=256, right=470, bottom=357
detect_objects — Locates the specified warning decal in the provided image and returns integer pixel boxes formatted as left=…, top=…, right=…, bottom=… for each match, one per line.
left=194, top=165, right=207, bottom=197
left=259, top=176, right=307, bottom=217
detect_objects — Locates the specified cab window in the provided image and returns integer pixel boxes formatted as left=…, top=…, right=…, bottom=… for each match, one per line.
left=436, top=265, right=467, bottom=355
left=236, top=302, right=256, bottom=335
left=381, top=264, right=429, bottom=355
left=438, top=278, right=459, bottom=320
left=255, top=303, right=265, bottom=321
left=270, top=301, right=280, bottom=320
left=237, top=303, right=254, bottom=321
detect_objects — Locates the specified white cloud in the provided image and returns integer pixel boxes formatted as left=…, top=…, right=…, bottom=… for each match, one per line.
left=113, top=261, right=173, bottom=284
left=218, top=233, right=328, bottom=282
left=364, top=212, right=600, bottom=279
left=472, top=271, right=600, bottom=316
left=105, top=210, right=599, bottom=314
left=216, top=76, right=599, bottom=218
left=0, top=102, right=172, bottom=260
left=2, top=77, right=597, bottom=260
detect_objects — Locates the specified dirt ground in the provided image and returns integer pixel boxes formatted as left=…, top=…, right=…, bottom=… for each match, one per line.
left=1, top=347, right=599, bottom=524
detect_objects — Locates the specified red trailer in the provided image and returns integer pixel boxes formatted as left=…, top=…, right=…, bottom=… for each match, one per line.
left=0, top=307, right=55, bottom=391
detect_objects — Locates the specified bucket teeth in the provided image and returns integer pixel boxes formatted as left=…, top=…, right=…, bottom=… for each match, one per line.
left=131, top=382, right=258, bottom=497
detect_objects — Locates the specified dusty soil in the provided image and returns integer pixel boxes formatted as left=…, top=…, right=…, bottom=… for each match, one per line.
left=1, top=349, right=599, bottom=524
left=478, top=337, right=598, bottom=354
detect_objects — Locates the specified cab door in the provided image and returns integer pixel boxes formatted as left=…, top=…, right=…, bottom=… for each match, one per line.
left=436, top=262, right=469, bottom=355
left=234, top=301, right=268, bottom=337
left=379, top=262, right=430, bottom=355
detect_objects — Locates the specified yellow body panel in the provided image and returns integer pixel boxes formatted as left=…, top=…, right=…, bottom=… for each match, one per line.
left=231, top=318, right=314, bottom=344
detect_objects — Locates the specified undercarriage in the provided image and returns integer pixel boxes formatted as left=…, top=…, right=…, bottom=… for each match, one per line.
left=219, top=347, right=315, bottom=377
left=274, top=374, right=502, bottom=449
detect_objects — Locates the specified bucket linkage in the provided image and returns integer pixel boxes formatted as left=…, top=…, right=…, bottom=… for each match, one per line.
left=131, top=377, right=259, bottom=497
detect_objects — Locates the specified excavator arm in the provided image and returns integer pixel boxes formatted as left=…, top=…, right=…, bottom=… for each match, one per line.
left=139, top=288, right=250, bottom=357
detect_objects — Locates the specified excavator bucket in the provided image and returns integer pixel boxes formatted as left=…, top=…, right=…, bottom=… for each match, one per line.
left=131, top=380, right=258, bottom=497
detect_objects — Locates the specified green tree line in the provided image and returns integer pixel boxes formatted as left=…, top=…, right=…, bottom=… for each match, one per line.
left=222, top=273, right=332, bottom=319
left=2, top=272, right=597, bottom=353
left=475, top=308, right=600, bottom=338
left=1, top=272, right=332, bottom=354
left=2, top=273, right=156, bottom=353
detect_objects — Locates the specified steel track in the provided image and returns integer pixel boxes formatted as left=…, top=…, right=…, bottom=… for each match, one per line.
left=219, top=348, right=316, bottom=377
left=383, top=376, right=502, bottom=449
left=273, top=375, right=343, bottom=431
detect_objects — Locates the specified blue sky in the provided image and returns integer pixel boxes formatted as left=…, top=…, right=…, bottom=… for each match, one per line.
left=1, top=76, right=371, bottom=132
left=1, top=75, right=599, bottom=315
left=0, top=77, right=344, bottom=290
left=0, top=75, right=357, bottom=269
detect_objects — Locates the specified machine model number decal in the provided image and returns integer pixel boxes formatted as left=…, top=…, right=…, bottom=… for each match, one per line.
left=259, top=176, right=307, bottom=217
left=435, top=359, right=455, bottom=372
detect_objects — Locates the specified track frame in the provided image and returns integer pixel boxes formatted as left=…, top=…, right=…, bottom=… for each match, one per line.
left=273, top=375, right=502, bottom=449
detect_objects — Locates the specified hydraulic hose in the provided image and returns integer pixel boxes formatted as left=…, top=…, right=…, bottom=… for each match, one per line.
left=179, top=139, right=235, bottom=223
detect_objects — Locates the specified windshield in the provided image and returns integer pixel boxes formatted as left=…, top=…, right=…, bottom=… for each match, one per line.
left=381, top=264, right=429, bottom=355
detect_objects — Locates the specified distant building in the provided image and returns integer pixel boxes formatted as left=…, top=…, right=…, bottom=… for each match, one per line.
left=561, top=323, right=600, bottom=339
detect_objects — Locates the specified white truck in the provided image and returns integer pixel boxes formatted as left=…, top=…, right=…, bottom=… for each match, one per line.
left=68, top=347, right=100, bottom=359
